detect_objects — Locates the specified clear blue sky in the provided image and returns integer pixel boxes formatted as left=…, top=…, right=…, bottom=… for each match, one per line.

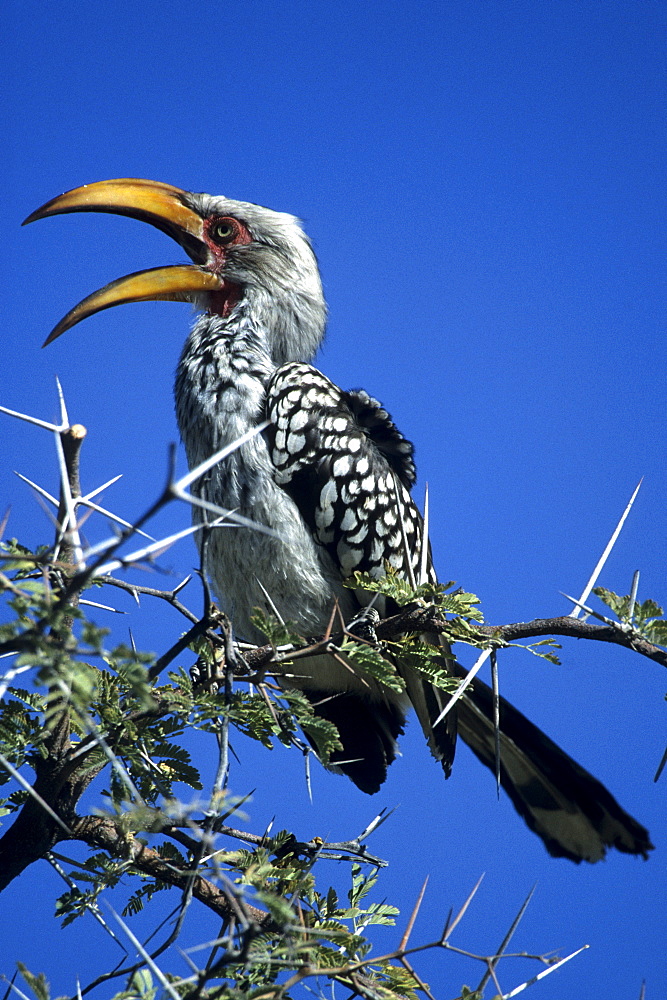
left=2, top=1, right=665, bottom=997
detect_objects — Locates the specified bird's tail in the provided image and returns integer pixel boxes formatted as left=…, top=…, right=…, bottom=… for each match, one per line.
left=455, top=666, right=653, bottom=861
left=409, top=653, right=653, bottom=862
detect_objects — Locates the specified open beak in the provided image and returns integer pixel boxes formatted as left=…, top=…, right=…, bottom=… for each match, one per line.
left=24, top=178, right=221, bottom=346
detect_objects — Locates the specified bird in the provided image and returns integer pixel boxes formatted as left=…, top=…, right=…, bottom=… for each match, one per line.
left=25, top=178, right=652, bottom=863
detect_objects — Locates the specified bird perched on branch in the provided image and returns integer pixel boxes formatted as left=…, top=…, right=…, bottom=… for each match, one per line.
left=25, top=178, right=652, bottom=863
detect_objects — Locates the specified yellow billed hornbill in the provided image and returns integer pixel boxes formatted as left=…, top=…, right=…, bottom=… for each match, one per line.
left=24, top=179, right=653, bottom=862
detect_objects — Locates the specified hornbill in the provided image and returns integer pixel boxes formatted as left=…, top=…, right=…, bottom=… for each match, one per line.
left=25, top=179, right=652, bottom=863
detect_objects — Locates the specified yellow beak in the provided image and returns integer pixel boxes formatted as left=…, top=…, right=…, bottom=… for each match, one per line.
left=24, top=178, right=220, bottom=346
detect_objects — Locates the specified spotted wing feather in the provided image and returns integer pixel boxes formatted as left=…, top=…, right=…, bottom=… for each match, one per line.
left=341, top=388, right=417, bottom=489
left=264, top=363, right=425, bottom=582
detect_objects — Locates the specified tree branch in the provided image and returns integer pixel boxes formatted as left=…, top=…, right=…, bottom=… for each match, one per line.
left=70, top=815, right=270, bottom=927
left=473, top=615, right=667, bottom=666
left=236, top=607, right=667, bottom=672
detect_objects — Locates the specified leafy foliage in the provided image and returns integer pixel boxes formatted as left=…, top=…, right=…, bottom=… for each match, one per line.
left=0, top=542, right=433, bottom=999
left=347, top=565, right=483, bottom=621
left=595, top=587, right=667, bottom=647
left=250, top=608, right=309, bottom=647
left=3, top=529, right=662, bottom=998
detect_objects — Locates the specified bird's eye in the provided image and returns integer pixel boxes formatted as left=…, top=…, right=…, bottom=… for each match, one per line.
left=211, top=218, right=238, bottom=244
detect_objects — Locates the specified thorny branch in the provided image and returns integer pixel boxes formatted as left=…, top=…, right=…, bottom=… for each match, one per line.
left=61, top=575, right=667, bottom=673
left=70, top=815, right=269, bottom=927
left=237, top=606, right=667, bottom=673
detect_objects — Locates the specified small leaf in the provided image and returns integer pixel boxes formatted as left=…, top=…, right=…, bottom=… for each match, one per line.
left=250, top=609, right=306, bottom=647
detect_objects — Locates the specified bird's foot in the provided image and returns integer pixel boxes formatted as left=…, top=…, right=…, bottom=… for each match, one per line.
left=347, top=605, right=382, bottom=647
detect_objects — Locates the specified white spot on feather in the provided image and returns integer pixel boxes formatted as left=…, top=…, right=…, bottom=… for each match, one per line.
left=339, top=546, right=363, bottom=572
left=347, top=525, right=368, bottom=544
left=333, top=455, right=352, bottom=478
left=289, top=410, right=309, bottom=431
left=286, top=432, right=306, bottom=454
left=340, top=508, right=357, bottom=531
left=316, top=505, right=335, bottom=529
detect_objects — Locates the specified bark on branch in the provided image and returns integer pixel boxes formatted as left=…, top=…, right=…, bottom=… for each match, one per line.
left=71, top=815, right=269, bottom=926
left=239, top=607, right=667, bottom=671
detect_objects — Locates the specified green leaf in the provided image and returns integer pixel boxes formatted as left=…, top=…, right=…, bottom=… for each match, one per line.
left=393, top=640, right=459, bottom=693
left=373, top=961, right=423, bottom=998
left=250, top=609, right=307, bottom=647
left=594, top=587, right=667, bottom=646
left=346, top=565, right=455, bottom=608
left=642, top=620, right=667, bottom=646
left=338, top=639, right=406, bottom=692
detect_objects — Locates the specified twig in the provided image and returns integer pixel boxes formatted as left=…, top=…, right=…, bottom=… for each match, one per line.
left=477, top=884, right=536, bottom=993
left=368, top=608, right=667, bottom=668
left=98, top=575, right=198, bottom=622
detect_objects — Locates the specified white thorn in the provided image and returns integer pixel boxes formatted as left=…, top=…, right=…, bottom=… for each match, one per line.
left=502, top=944, right=589, bottom=997
left=0, top=403, right=63, bottom=433
left=82, top=474, right=123, bottom=501
left=433, top=647, right=493, bottom=726
left=92, top=521, right=213, bottom=576
left=629, top=569, right=640, bottom=624
left=420, top=481, right=430, bottom=586
left=55, top=375, right=70, bottom=428
left=569, top=478, right=643, bottom=618
left=174, top=420, right=270, bottom=492
left=14, top=471, right=58, bottom=506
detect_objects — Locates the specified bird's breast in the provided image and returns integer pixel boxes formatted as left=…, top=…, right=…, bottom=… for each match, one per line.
left=174, top=338, right=356, bottom=642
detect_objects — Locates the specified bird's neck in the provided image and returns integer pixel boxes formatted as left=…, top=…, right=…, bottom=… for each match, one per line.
left=175, top=310, right=268, bottom=451
left=175, top=283, right=325, bottom=464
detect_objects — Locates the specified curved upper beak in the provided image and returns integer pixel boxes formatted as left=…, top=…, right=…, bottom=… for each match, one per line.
left=24, top=178, right=221, bottom=346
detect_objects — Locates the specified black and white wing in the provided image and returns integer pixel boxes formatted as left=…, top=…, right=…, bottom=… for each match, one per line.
left=263, top=361, right=457, bottom=786
left=264, top=362, right=426, bottom=583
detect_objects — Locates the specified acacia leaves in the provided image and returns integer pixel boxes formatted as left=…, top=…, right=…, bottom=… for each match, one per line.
left=595, top=587, right=667, bottom=646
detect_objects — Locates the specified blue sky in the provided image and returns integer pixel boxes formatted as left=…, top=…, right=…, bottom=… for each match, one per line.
left=2, top=1, right=665, bottom=997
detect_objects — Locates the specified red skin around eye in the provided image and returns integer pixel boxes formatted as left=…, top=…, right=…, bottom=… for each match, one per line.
left=202, top=216, right=253, bottom=316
